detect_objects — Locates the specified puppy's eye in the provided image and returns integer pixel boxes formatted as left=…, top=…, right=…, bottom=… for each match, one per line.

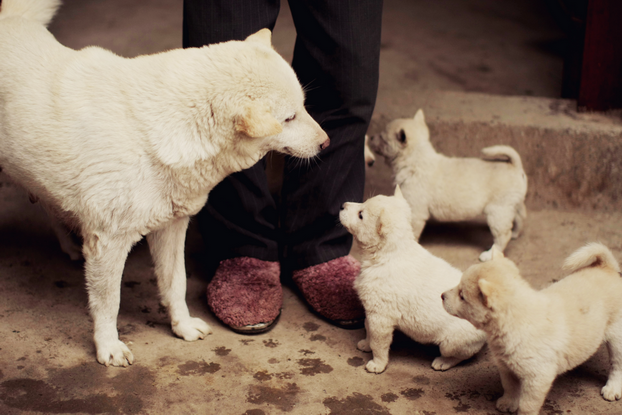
left=358, top=211, right=363, bottom=220
left=285, top=114, right=296, bottom=122
left=459, top=290, right=465, bottom=301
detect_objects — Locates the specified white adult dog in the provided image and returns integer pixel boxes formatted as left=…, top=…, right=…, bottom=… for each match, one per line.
left=0, top=0, right=329, bottom=367
left=340, top=187, right=486, bottom=373
left=368, top=109, right=528, bottom=261
left=442, top=244, right=622, bottom=415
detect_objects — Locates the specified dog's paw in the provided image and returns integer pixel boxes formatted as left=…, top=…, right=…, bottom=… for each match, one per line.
left=357, top=339, right=371, bottom=352
left=173, top=317, right=212, bottom=341
left=496, top=395, right=519, bottom=413
left=601, top=383, right=622, bottom=401
left=479, top=249, right=493, bottom=262
left=96, top=339, right=134, bottom=367
left=365, top=359, right=387, bottom=374
left=431, top=356, right=461, bottom=371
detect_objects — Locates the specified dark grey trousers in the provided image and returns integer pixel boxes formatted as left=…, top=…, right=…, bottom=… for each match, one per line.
left=183, top=0, right=383, bottom=272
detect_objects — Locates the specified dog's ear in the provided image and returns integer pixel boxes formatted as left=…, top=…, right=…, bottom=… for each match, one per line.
left=413, top=108, right=425, bottom=124
left=490, top=246, right=504, bottom=260
left=394, top=185, right=405, bottom=199
left=478, top=278, right=494, bottom=309
left=245, top=28, right=273, bottom=47
left=376, top=209, right=386, bottom=237
left=236, top=100, right=283, bottom=138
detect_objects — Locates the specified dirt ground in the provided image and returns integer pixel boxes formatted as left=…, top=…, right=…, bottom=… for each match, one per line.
left=2, top=0, right=622, bottom=414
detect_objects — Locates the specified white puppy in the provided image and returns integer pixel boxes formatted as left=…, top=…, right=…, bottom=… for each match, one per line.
left=442, top=244, right=622, bottom=415
left=0, top=0, right=328, bottom=367
left=340, top=187, right=486, bottom=373
left=368, top=109, right=528, bottom=261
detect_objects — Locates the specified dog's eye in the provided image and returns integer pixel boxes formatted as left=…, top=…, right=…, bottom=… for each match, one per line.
left=358, top=211, right=363, bottom=220
left=285, top=114, right=296, bottom=122
left=459, top=290, right=465, bottom=301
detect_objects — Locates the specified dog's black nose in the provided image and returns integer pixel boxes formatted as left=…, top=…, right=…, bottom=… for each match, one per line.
left=441, top=293, right=445, bottom=301
left=340, top=203, right=346, bottom=210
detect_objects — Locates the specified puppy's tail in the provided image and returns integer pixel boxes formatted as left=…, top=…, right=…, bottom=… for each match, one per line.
left=481, top=145, right=524, bottom=172
left=0, top=0, right=61, bottom=27
left=563, top=242, right=620, bottom=274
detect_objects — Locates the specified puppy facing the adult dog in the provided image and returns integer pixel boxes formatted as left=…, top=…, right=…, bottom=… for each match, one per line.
left=0, top=0, right=328, bottom=366
left=368, top=109, right=527, bottom=261
left=442, top=244, right=622, bottom=415
left=340, top=187, right=486, bottom=373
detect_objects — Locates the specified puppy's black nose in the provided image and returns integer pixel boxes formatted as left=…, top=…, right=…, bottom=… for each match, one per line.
left=441, top=293, right=445, bottom=301
left=320, top=138, right=330, bottom=151
left=340, top=203, right=346, bottom=210
left=367, top=160, right=375, bottom=167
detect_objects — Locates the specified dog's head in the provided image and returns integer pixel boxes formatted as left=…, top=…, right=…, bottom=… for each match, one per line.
left=232, top=29, right=329, bottom=160
left=339, top=186, right=412, bottom=250
left=441, top=248, right=522, bottom=330
left=367, top=109, right=430, bottom=163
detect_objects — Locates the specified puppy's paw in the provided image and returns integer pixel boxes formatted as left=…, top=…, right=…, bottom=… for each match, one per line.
left=173, top=317, right=212, bottom=341
left=431, top=356, right=461, bottom=371
left=479, top=249, right=493, bottom=262
left=601, top=383, right=622, bottom=401
left=365, top=359, right=387, bottom=374
left=357, top=339, right=371, bottom=352
left=496, top=395, right=519, bottom=413
left=96, top=339, right=134, bottom=367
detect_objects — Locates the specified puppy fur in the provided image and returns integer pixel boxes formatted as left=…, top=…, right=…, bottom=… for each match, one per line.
left=340, top=187, right=486, bottom=373
left=0, top=0, right=328, bottom=366
left=442, top=244, right=622, bottom=415
left=368, top=109, right=528, bottom=261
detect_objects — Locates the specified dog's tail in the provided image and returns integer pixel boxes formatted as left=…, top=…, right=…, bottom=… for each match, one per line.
left=0, top=0, right=61, bottom=27
left=480, top=145, right=524, bottom=172
left=562, top=242, right=620, bottom=274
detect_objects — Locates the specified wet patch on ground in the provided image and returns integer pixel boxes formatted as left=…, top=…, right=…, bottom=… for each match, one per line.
left=177, top=360, right=221, bottom=376
left=0, top=363, right=156, bottom=414
left=246, top=383, right=300, bottom=412
left=297, top=358, right=333, bottom=376
left=323, top=392, right=391, bottom=414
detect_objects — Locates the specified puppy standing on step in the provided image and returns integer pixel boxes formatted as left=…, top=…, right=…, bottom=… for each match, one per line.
left=339, top=187, right=486, bottom=373
left=368, top=109, right=527, bottom=261
left=0, top=0, right=328, bottom=366
left=442, top=244, right=622, bottom=415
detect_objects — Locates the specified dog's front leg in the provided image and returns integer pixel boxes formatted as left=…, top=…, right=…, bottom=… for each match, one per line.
left=147, top=217, right=212, bottom=341
left=363, top=315, right=394, bottom=374
left=515, top=371, right=556, bottom=415
left=495, top=362, right=520, bottom=413
left=84, top=233, right=137, bottom=367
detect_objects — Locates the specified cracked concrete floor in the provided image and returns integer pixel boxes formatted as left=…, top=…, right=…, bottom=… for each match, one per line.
left=3, top=0, right=622, bottom=414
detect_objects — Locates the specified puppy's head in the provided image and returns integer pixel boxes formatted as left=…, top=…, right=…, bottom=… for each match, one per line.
left=442, top=248, right=522, bottom=330
left=339, top=186, right=412, bottom=250
left=367, top=109, right=430, bottom=163
left=230, top=30, right=329, bottom=160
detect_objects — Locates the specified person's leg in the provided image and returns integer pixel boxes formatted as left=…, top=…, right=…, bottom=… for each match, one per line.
left=183, top=0, right=283, bottom=332
left=283, top=0, right=383, bottom=323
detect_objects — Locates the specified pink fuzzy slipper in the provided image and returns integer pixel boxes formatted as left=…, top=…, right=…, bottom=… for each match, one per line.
left=292, top=255, right=365, bottom=327
left=207, top=257, right=282, bottom=334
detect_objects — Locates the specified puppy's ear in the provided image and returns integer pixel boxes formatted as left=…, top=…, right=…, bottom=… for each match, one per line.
left=413, top=108, right=425, bottom=124
left=236, top=100, right=283, bottom=138
left=394, top=185, right=405, bottom=199
left=490, top=246, right=505, bottom=260
left=376, top=209, right=386, bottom=237
left=245, top=28, right=273, bottom=47
left=478, top=278, right=494, bottom=309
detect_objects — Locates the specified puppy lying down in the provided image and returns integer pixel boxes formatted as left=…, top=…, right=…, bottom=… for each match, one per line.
left=368, top=109, right=528, bottom=261
left=443, top=244, right=622, bottom=415
left=0, top=0, right=328, bottom=366
left=340, top=187, right=486, bottom=373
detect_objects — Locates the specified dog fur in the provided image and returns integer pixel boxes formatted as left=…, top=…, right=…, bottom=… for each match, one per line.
left=0, top=0, right=328, bottom=366
left=339, top=187, right=486, bottom=373
left=442, top=244, right=622, bottom=415
left=368, top=109, right=528, bottom=261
